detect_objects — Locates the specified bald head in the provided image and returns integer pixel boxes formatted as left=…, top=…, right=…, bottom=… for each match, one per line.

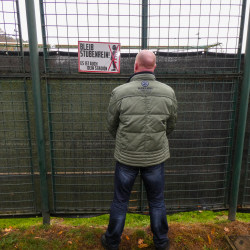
left=134, top=50, right=156, bottom=73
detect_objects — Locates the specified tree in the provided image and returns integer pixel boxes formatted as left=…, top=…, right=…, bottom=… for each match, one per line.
left=0, top=28, right=16, bottom=42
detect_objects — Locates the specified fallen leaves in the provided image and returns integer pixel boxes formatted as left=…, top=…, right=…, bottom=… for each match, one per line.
left=138, top=239, right=144, bottom=245
left=1, top=218, right=249, bottom=250
left=3, top=226, right=13, bottom=236
left=138, top=239, right=148, bottom=249
left=138, top=243, right=149, bottom=249
left=207, top=234, right=212, bottom=245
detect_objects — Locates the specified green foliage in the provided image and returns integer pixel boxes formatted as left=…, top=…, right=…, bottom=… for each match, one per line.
left=235, top=212, right=250, bottom=223
left=203, top=245, right=212, bottom=250
left=1, top=211, right=250, bottom=232
left=39, top=223, right=52, bottom=231
left=0, top=233, right=18, bottom=247
left=92, top=227, right=104, bottom=234
left=132, top=229, right=146, bottom=239
left=17, top=237, right=49, bottom=250
left=41, top=211, right=250, bottom=231
left=82, top=231, right=95, bottom=245
left=168, top=210, right=232, bottom=224
left=195, top=236, right=204, bottom=242
left=168, top=211, right=215, bottom=223
left=0, top=210, right=249, bottom=250
left=66, top=228, right=83, bottom=237
left=174, top=235, right=183, bottom=243
left=0, top=217, right=42, bottom=230
left=0, top=232, right=49, bottom=250
left=63, top=214, right=110, bottom=227
left=62, top=213, right=151, bottom=228
left=143, top=235, right=154, bottom=246
left=125, top=214, right=150, bottom=227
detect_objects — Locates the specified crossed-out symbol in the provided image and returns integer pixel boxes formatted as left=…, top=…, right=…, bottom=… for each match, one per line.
left=108, top=44, right=119, bottom=71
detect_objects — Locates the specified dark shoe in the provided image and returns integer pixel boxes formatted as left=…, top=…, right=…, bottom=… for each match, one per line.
left=155, top=241, right=170, bottom=250
left=101, top=234, right=119, bottom=250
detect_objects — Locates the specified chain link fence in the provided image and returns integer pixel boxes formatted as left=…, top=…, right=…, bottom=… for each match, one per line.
left=0, top=0, right=249, bottom=219
left=0, top=0, right=37, bottom=215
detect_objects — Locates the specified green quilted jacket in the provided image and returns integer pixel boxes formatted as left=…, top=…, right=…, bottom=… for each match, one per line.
left=107, top=72, right=177, bottom=167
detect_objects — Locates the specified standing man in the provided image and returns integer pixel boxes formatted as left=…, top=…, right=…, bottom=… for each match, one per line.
left=101, top=50, right=177, bottom=250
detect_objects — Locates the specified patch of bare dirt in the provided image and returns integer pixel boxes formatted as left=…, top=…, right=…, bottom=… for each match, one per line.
left=2, top=220, right=250, bottom=249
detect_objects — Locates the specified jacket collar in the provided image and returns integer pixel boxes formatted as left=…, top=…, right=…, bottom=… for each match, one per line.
left=126, top=71, right=155, bottom=83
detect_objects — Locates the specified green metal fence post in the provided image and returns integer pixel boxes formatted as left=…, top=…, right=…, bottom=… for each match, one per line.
left=39, top=0, right=49, bottom=73
left=15, top=0, right=24, bottom=70
left=225, top=0, right=247, bottom=207
left=236, top=0, right=247, bottom=71
left=141, top=0, right=148, bottom=50
left=25, top=0, right=50, bottom=225
left=228, top=8, right=250, bottom=221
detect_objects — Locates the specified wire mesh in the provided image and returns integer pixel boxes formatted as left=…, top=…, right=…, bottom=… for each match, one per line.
left=0, top=0, right=246, bottom=215
left=0, top=79, right=36, bottom=214
left=47, top=78, right=236, bottom=212
left=0, top=0, right=24, bottom=73
left=161, top=80, right=236, bottom=210
left=47, top=78, right=116, bottom=212
left=243, top=135, right=250, bottom=205
left=0, top=1, right=36, bottom=215
left=40, top=0, right=245, bottom=74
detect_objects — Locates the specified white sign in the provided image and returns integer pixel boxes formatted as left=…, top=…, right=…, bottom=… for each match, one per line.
left=78, top=41, right=121, bottom=73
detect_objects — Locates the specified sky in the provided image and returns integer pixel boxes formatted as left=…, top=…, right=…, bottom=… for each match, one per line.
left=0, top=0, right=250, bottom=53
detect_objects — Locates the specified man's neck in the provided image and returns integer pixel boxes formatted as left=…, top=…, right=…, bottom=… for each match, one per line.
left=134, top=68, right=154, bottom=73
left=126, top=71, right=155, bottom=83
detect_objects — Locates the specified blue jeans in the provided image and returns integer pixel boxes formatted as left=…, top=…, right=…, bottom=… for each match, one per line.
left=105, top=161, right=169, bottom=249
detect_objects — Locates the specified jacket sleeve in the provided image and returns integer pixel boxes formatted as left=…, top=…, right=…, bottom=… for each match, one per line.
left=166, top=92, right=178, bottom=135
left=106, top=91, right=120, bottom=138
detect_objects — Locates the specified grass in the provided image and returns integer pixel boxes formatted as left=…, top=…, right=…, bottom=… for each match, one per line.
left=0, top=231, right=49, bottom=250
left=0, top=211, right=250, bottom=249
left=0, top=210, right=248, bottom=231
left=0, top=217, right=42, bottom=230
left=62, top=213, right=151, bottom=228
left=0, top=210, right=243, bottom=229
left=168, top=210, right=231, bottom=224
left=58, top=210, right=250, bottom=229
left=132, top=229, right=147, bottom=239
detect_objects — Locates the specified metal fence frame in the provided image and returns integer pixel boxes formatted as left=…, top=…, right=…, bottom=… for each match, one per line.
left=0, top=0, right=250, bottom=224
left=0, top=0, right=37, bottom=216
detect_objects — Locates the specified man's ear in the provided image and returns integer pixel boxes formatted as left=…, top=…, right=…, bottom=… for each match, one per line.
left=154, top=64, right=157, bottom=70
left=134, top=61, right=139, bottom=71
